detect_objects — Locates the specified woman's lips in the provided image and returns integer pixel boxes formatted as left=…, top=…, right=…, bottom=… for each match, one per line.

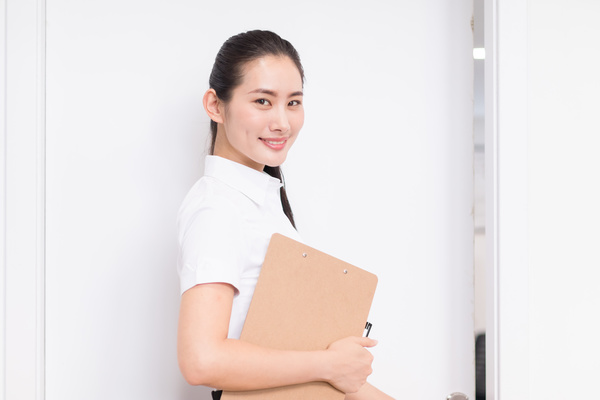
left=260, top=138, right=287, bottom=150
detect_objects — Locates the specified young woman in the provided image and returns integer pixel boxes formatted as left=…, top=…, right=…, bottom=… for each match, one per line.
left=177, top=30, right=393, bottom=400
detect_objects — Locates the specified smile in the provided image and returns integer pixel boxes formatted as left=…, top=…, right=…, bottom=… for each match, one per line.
left=260, top=138, right=288, bottom=150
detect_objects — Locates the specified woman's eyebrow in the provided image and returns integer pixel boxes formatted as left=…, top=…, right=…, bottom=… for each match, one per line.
left=248, top=88, right=276, bottom=96
left=248, top=88, right=303, bottom=97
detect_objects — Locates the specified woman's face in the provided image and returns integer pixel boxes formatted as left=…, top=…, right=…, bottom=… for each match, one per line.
left=214, top=55, right=304, bottom=171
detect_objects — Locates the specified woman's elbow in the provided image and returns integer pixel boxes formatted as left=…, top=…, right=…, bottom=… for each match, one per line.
left=178, top=350, right=219, bottom=386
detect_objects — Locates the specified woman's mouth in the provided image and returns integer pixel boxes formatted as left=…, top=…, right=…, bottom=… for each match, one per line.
left=260, top=138, right=287, bottom=150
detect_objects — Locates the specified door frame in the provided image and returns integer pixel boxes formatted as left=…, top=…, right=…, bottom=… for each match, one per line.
left=485, top=0, right=530, bottom=398
left=1, top=0, right=47, bottom=398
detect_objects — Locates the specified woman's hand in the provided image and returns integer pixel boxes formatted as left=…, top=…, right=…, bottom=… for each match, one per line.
left=324, top=336, right=378, bottom=394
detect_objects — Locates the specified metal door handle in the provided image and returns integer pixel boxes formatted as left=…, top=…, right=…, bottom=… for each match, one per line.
left=446, top=393, right=468, bottom=400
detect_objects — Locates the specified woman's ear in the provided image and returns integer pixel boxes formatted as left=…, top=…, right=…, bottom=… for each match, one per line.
left=203, top=89, right=224, bottom=124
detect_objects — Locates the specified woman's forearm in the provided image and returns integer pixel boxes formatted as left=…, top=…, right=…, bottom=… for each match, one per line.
left=181, top=336, right=330, bottom=390
left=181, top=334, right=377, bottom=392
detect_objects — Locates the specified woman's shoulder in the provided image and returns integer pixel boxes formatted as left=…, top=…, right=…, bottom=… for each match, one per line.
left=177, top=175, right=251, bottom=231
left=180, top=175, right=240, bottom=211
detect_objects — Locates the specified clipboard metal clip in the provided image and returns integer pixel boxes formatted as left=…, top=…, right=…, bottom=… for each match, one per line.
left=364, top=321, right=373, bottom=337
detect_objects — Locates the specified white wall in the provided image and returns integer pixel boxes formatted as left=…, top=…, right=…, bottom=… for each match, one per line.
left=285, top=1, right=475, bottom=396
left=527, top=1, right=600, bottom=398
left=487, top=0, right=600, bottom=398
left=3, top=1, right=475, bottom=399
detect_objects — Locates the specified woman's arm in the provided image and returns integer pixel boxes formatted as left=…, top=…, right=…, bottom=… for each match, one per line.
left=345, top=382, right=395, bottom=400
left=177, top=282, right=377, bottom=393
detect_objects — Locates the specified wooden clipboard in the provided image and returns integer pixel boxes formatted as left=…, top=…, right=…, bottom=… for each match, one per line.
left=222, top=233, right=378, bottom=400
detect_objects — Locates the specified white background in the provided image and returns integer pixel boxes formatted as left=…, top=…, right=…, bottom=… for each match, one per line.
left=2, top=1, right=475, bottom=399
left=485, top=0, right=600, bottom=398
left=5, top=0, right=600, bottom=399
left=527, top=2, right=600, bottom=396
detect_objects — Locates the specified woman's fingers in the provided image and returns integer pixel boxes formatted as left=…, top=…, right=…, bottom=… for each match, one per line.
left=325, top=336, right=377, bottom=394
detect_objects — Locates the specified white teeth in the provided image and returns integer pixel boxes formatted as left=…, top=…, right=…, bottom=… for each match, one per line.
left=264, top=140, right=285, bottom=145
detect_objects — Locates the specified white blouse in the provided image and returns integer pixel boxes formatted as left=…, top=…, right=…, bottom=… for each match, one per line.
left=177, top=155, right=302, bottom=339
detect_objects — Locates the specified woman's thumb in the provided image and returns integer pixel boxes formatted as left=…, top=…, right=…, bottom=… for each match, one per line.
left=356, top=337, right=378, bottom=348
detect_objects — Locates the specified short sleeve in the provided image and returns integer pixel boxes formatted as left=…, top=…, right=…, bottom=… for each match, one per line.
left=177, top=193, right=245, bottom=295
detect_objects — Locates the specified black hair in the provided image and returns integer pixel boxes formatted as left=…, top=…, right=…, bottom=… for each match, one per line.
left=208, top=30, right=304, bottom=229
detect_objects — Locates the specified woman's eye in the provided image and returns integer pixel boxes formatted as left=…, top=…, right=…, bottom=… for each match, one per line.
left=255, top=99, right=270, bottom=106
left=288, top=100, right=301, bottom=106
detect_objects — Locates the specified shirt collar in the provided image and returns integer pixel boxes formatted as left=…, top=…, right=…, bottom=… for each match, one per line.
left=204, top=155, right=283, bottom=205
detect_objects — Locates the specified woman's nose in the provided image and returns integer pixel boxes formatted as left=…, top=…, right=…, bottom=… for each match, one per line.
left=269, top=107, right=290, bottom=133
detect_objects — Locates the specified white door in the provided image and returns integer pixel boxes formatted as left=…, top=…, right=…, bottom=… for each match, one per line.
left=4, top=1, right=475, bottom=399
